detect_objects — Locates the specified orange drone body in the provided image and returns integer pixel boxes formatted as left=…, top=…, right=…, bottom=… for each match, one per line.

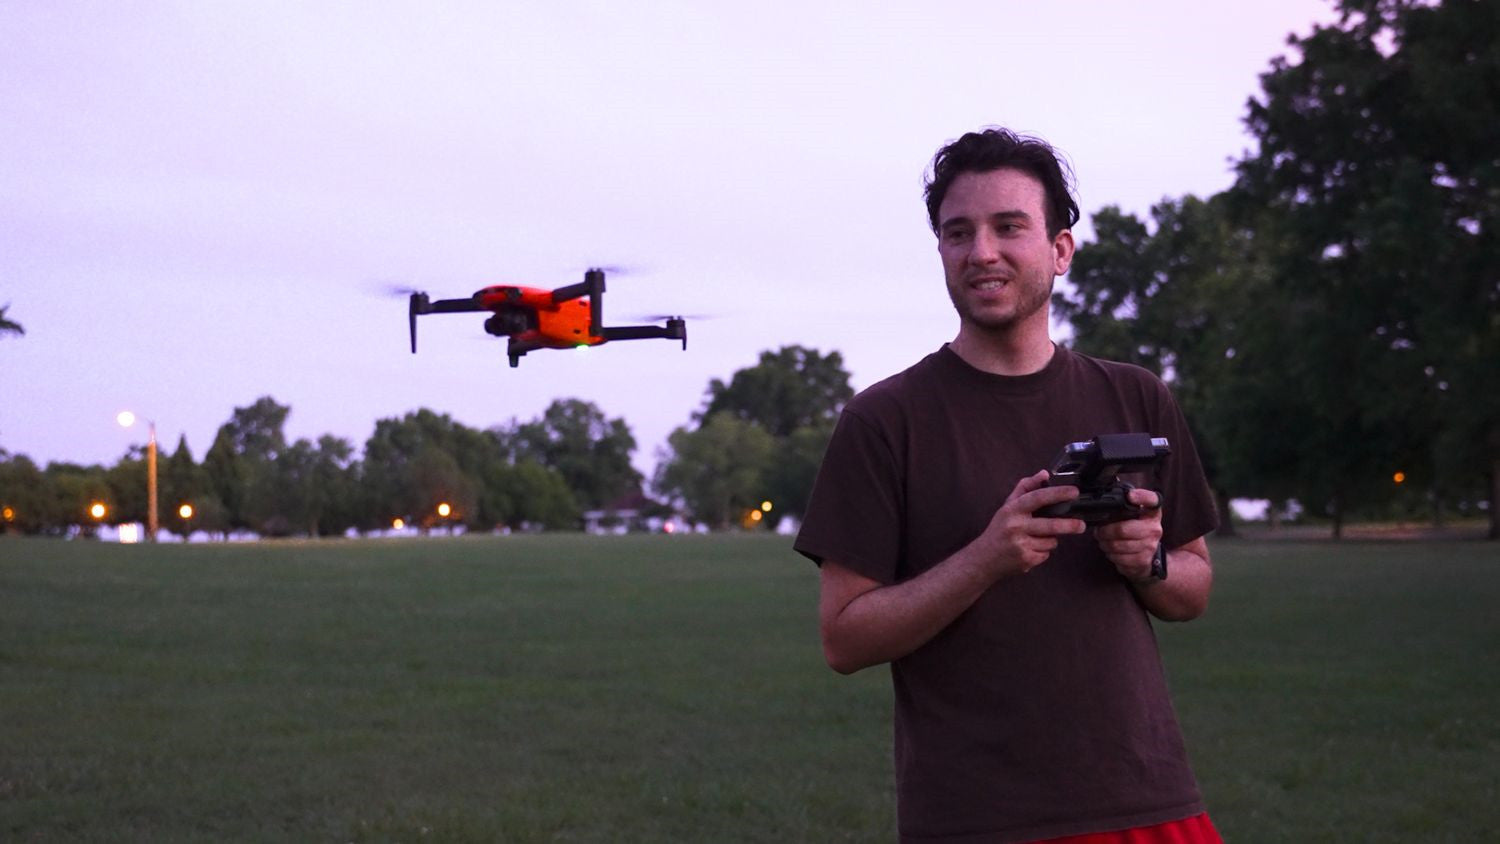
left=475, top=285, right=606, bottom=349
left=407, top=268, right=685, bottom=367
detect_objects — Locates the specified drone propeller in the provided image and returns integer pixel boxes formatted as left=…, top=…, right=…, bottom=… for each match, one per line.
left=626, top=313, right=719, bottom=322
left=574, top=263, right=645, bottom=277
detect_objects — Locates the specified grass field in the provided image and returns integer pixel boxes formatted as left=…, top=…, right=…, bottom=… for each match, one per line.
left=2, top=534, right=1497, bottom=842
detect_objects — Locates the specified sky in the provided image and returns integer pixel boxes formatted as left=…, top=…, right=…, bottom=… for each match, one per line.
left=2, top=0, right=1340, bottom=479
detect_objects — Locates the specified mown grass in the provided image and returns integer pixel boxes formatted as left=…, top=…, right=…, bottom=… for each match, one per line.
left=1, top=534, right=1496, bottom=842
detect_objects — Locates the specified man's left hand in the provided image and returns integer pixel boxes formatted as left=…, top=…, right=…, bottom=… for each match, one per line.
left=1094, top=488, right=1163, bottom=582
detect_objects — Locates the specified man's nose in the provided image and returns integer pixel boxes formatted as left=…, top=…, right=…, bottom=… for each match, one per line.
left=967, top=227, right=1001, bottom=264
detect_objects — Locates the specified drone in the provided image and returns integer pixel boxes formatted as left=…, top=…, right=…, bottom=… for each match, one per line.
left=406, top=268, right=687, bottom=367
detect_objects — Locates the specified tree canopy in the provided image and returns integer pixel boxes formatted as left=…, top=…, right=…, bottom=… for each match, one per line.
left=1057, top=0, right=1499, bottom=537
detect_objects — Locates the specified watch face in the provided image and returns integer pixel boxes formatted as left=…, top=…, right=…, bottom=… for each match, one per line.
left=1151, top=544, right=1168, bottom=580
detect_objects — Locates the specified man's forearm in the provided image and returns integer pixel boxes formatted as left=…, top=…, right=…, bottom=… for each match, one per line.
left=820, top=543, right=1000, bottom=674
left=1130, top=542, right=1212, bottom=621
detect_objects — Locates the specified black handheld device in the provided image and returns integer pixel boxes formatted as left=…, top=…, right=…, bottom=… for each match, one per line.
left=1035, top=433, right=1171, bottom=525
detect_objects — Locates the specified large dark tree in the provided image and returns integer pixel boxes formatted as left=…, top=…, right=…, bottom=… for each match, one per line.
left=1233, top=0, right=1499, bottom=536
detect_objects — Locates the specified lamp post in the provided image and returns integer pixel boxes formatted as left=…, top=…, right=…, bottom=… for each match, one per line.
left=116, top=411, right=159, bottom=542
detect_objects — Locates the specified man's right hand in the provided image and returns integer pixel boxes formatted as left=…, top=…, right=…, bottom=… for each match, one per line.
left=973, top=469, right=1087, bottom=579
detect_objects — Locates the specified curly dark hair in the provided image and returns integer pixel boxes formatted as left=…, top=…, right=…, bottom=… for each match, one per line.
left=923, top=128, right=1080, bottom=238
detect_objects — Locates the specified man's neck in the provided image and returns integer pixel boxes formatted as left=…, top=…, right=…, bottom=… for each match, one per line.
left=949, top=322, right=1055, bottom=376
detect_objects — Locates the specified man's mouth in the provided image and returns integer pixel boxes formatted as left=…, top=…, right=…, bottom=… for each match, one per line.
left=969, top=276, right=1009, bottom=292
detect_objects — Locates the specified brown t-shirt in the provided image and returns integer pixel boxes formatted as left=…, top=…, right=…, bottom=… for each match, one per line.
left=795, top=345, right=1219, bottom=843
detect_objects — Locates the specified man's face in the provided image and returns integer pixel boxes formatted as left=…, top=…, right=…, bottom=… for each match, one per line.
left=936, top=168, right=1074, bottom=335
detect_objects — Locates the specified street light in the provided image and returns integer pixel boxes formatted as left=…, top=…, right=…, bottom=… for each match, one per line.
left=117, top=410, right=158, bottom=542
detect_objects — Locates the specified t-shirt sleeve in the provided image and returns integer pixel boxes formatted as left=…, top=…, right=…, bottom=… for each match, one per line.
left=792, top=407, right=903, bottom=584
left=1152, top=382, right=1220, bottom=550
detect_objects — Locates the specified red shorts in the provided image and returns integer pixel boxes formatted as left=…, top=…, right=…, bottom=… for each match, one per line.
left=1036, top=813, right=1223, bottom=844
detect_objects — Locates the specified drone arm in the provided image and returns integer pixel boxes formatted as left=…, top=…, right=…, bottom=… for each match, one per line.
left=409, top=293, right=485, bottom=353
left=600, top=317, right=687, bottom=349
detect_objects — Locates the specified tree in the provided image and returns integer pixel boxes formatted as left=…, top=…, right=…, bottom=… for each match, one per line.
left=511, top=399, right=641, bottom=510
left=497, top=461, right=580, bottom=530
left=690, top=346, right=853, bottom=526
left=697, top=345, right=854, bottom=438
left=43, top=463, right=111, bottom=537
left=204, top=397, right=291, bottom=533
left=159, top=434, right=226, bottom=538
left=0, top=452, right=49, bottom=534
left=654, top=415, right=775, bottom=530
left=1233, top=0, right=1499, bottom=537
left=271, top=435, right=358, bottom=537
left=361, top=409, right=508, bottom=530
left=761, top=421, right=835, bottom=529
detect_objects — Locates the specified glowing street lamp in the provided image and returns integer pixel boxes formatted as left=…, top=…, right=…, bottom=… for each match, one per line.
left=116, top=411, right=158, bottom=542
left=89, top=501, right=108, bottom=520
left=437, top=502, right=452, bottom=518
left=178, top=503, right=194, bottom=520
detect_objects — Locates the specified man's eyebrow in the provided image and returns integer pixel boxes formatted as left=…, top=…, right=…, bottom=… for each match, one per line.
left=939, top=209, right=1034, bottom=230
left=989, top=210, right=1034, bottom=224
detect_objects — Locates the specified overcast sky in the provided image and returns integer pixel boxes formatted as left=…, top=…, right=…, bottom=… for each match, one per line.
left=2, top=0, right=1338, bottom=478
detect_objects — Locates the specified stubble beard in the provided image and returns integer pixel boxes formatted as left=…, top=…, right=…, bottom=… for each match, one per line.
left=948, top=274, right=1055, bottom=335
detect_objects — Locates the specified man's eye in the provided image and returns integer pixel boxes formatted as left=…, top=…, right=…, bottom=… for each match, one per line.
left=944, top=230, right=971, bottom=242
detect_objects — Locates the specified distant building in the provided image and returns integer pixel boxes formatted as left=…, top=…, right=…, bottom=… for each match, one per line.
left=581, top=488, right=684, bottom=534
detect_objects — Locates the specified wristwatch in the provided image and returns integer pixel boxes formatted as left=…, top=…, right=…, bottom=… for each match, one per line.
left=1147, top=542, right=1168, bottom=581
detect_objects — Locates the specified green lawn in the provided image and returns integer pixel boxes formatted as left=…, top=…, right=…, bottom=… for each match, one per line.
left=1, top=534, right=1496, bottom=842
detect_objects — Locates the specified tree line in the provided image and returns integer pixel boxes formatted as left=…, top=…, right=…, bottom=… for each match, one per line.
left=3, top=1, right=1494, bottom=540
left=0, top=346, right=853, bottom=538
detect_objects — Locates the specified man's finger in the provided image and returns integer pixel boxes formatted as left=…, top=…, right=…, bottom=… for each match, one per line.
left=1018, top=482, right=1082, bottom=510
left=1032, top=516, right=1087, bottom=536
left=1006, top=469, right=1054, bottom=501
left=1131, top=488, right=1163, bottom=510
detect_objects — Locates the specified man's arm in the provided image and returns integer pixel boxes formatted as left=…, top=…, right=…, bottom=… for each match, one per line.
left=818, top=471, right=1084, bottom=674
left=1094, top=488, right=1212, bottom=621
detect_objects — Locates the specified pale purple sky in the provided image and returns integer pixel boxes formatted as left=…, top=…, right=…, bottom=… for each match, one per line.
left=2, top=1, right=1338, bottom=476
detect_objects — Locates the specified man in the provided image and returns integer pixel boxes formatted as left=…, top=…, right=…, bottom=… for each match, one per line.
left=794, top=128, right=1222, bottom=843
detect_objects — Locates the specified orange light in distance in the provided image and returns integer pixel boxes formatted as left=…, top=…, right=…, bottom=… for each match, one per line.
left=2, top=506, right=13, bottom=521
left=392, top=518, right=406, bottom=530
left=437, top=503, right=452, bottom=518
left=89, top=502, right=108, bottom=520
left=178, top=503, right=194, bottom=519
left=1393, top=471, right=1406, bottom=484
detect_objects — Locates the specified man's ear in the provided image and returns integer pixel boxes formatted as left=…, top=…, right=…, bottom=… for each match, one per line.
left=1052, top=229, right=1075, bottom=275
